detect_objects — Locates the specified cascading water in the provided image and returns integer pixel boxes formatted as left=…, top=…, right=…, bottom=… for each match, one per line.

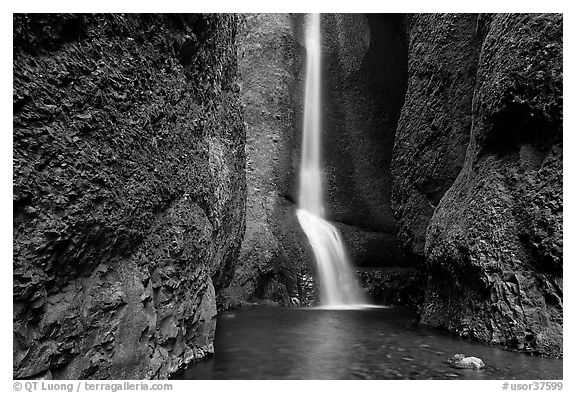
left=296, top=13, right=367, bottom=308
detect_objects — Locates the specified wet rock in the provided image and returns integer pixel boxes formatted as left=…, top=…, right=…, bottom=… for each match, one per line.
left=321, top=14, right=409, bottom=267
left=392, top=13, right=563, bottom=356
left=335, top=222, right=410, bottom=268
left=391, top=14, right=479, bottom=262
left=13, top=14, right=245, bottom=379
left=220, top=14, right=312, bottom=308
left=357, top=267, right=422, bottom=307
left=446, top=354, right=485, bottom=370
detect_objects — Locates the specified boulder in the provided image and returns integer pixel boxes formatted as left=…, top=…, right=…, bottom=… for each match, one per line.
left=446, top=354, right=485, bottom=369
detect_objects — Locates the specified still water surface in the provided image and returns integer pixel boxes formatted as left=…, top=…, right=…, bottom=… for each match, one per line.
left=180, top=306, right=562, bottom=380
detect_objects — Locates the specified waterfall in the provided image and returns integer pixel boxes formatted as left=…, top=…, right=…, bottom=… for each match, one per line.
left=296, top=13, right=367, bottom=308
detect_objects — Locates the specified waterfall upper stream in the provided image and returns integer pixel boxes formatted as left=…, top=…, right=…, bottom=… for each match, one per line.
left=296, top=13, right=367, bottom=308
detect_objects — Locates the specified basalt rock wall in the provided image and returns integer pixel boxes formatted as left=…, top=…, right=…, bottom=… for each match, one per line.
left=13, top=13, right=246, bottom=379
left=322, top=14, right=409, bottom=268
left=219, top=14, right=314, bottom=308
left=226, top=13, right=412, bottom=309
left=391, top=14, right=480, bottom=263
left=392, top=13, right=563, bottom=356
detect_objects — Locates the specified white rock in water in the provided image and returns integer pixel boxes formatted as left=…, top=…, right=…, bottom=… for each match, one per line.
left=458, top=356, right=485, bottom=369
left=448, top=354, right=485, bottom=369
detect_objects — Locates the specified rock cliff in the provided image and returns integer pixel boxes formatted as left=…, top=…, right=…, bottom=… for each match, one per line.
left=392, top=13, right=563, bottom=356
left=13, top=13, right=563, bottom=378
left=321, top=14, right=409, bottom=268
left=391, top=14, right=479, bottom=262
left=220, top=14, right=313, bottom=308
left=13, top=13, right=246, bottom=379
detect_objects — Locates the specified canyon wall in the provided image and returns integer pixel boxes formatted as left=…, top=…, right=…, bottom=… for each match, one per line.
left=391, top=14, right=479, bottom=263
left=220, top=14, right=314, bottom=308
left=229, top=14, right=415, bottom=308
left=392, top=13, right=563, bottom=356
left=13, top=13, right=563, bottom=379
left=13, top=14, right=246, bottom=379
left=231, top=12, right=563, bottom=355
left=321, top=14, right=409, bottom=269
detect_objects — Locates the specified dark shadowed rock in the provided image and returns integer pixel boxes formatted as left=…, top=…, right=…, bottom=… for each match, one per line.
left=420, top=14, right=563, bottom=356
left=357, top=267, right=422, bottom=307
left=322, top=14, right=409, bottom=267
left=13, top=13, right=245, bottom=379
left=335, top=222, right=412, bottom=268
left=391, top=14, right=480, bottom=262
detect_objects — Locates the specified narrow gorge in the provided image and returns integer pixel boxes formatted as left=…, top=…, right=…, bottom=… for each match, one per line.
left=13, top=13, right=563, bottom=380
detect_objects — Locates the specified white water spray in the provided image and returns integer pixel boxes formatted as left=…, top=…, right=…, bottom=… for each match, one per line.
left=297, top=13, right=367, bottom=308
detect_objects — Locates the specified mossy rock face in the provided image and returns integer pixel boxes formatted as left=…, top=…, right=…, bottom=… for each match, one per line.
left=13, top=13, right=246, bottom=379
left=220, top=14, right=311, bottom=309
left=227, top=14, right=412, bottom=311
left=392, top=13, right=562, bottom=357
left=321, top=14, right=409, bottom=267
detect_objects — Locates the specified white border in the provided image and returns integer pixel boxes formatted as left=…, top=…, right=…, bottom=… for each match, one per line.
left=2, top=1, right=571, bottom=390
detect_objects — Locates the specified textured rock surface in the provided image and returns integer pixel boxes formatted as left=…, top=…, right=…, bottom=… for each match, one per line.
left=393, top=13, right=562, bottom=356
left=226, top=14, right=414, bottom=309
left=322, top=14, right=409, bottom=267
left=391, top=14, right=480, bottom=262
left=219, top=14, right=314, bottom=309
left=13, top=14, right=245, bottom=379
left=229, top=13, right=563, bottom=355
left=357, top=267, right=422, bottom=307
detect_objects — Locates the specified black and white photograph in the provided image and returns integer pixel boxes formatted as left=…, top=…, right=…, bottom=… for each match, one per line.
left=5, top=1, right=569, bottom=390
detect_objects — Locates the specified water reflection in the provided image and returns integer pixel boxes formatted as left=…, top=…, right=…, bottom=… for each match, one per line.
left=179, top=307, right=562, bottom=380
